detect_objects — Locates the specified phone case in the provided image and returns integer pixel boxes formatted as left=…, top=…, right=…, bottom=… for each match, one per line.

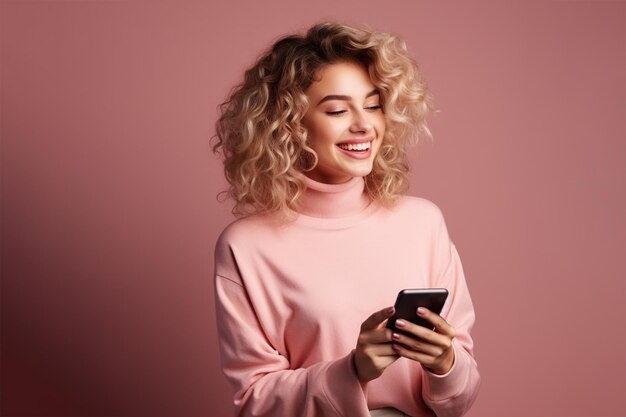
left=386, top=288, right=449, bottom=332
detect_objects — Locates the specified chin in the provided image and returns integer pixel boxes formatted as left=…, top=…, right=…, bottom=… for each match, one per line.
left=345, top=165, right=374, bottom=178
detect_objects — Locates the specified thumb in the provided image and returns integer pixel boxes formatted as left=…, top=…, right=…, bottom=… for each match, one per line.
left=361, top=306, right=395, bottom=332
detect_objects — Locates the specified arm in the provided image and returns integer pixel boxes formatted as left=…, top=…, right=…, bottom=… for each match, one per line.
left=419, top=241, right=481, bottom=417
left=214, top=274, right=372, bottom=417
left=391, top=205, right=481, bottom=417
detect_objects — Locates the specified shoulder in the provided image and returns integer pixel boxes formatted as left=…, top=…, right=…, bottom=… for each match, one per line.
left=393, top=195, right=446, bottom=225
left=216, top=215, right=263, bottom=248
left=376, top=195, right=450, bottom=241
left=214, top=212, right=289, bottom=254
left=213, top=215, right=281, bottom=281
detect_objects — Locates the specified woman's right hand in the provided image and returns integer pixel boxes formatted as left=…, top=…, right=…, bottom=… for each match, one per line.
left=353, top=306, right=400, bottom=383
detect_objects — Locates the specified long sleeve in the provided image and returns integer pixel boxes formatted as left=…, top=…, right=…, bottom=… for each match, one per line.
left=214, top=273, right=371, bottom=417
left=211, top=191, right=480, bottom=417
left=420, top=210, right=481, bottom=417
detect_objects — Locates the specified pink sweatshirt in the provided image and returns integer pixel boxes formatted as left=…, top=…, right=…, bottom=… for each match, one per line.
left=213, top=176, right=480, bottom=417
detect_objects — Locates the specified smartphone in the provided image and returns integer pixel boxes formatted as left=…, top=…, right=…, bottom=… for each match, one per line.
left=386, top=288, right=449, bottom=332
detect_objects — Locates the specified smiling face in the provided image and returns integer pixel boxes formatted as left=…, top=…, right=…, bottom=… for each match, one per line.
left=300, top=61, right=386, bottom=184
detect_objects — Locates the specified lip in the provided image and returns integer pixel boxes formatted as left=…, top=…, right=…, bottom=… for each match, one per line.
left=336, top=142, right=373, bottom=160
left=336, top=137, right=375, bottom=145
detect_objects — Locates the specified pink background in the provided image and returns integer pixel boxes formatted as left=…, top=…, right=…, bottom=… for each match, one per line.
left=2, top=1, right=625, bottom=416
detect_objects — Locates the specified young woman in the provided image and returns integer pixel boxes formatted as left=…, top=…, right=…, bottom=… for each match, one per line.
left=212, top=22, right=480, bottom=417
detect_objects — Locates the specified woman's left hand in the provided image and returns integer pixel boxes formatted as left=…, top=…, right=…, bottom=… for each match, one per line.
left=391, top=307, right=456, bottom=375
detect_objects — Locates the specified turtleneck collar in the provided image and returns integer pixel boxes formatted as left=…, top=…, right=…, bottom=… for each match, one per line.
left=296, top=175, right=372, bottom=219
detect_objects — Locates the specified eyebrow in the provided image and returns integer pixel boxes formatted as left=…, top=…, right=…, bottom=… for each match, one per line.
left=316, top=89, right=380, bottom=106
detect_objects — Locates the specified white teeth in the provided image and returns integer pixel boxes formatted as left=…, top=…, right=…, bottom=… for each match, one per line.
left=338, top=142, right=371, bottom=151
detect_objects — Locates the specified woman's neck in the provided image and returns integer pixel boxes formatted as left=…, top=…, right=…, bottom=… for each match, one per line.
left=296, top=175, right=372, bottom=218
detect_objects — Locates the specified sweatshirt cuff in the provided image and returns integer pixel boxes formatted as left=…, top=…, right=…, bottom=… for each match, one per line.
left=422, top=339, right=469, bottom=401
left=320, top=350, right=369, bottom=414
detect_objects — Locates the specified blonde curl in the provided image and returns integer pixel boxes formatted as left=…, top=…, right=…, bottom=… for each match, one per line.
left=212, top=22, right=435, bottom=217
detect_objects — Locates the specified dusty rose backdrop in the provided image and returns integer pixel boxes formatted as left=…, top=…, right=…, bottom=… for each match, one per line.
left=2, top=1, right=625, bottom=416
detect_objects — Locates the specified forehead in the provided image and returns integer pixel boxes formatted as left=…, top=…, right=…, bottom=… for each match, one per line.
left=306, top=61, right=377, bottom=100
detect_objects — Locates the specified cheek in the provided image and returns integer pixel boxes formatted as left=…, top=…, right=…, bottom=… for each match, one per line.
left=376, top=115, right=387, bottom=133
left=308, top=122, right=339, bottom=148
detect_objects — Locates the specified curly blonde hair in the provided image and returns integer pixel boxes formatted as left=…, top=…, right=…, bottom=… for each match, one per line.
left=212, top=22, right=435, bottom=217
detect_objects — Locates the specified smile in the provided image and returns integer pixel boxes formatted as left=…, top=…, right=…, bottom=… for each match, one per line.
left=335, top=140, right=374, bottom=160
left=336, top=142, right=371, bottom=151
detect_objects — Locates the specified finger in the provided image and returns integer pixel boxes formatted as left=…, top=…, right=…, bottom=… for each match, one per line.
left=391, top=332, right=442, bottom=357
left=358, top=327, right=394, bottom=345
left=392, top=342, right=455, bottom=375
left=365, top=342, right=399, bottom=357
left=416, top=307, right=456, bottom=338
left=392, top=343, right=437, bottom=366
left=394, top=319, right=453, bottom=349
left=361, top=306, right=395, bottom=332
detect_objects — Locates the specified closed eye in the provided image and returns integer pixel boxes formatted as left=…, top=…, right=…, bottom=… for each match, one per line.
left=326, top=106, right=381, bottom=116
left=326, top=110, right=347, bottom=116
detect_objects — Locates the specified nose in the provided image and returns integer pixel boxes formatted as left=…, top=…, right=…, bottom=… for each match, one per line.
left=349, top=108, right=374, bottom=133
